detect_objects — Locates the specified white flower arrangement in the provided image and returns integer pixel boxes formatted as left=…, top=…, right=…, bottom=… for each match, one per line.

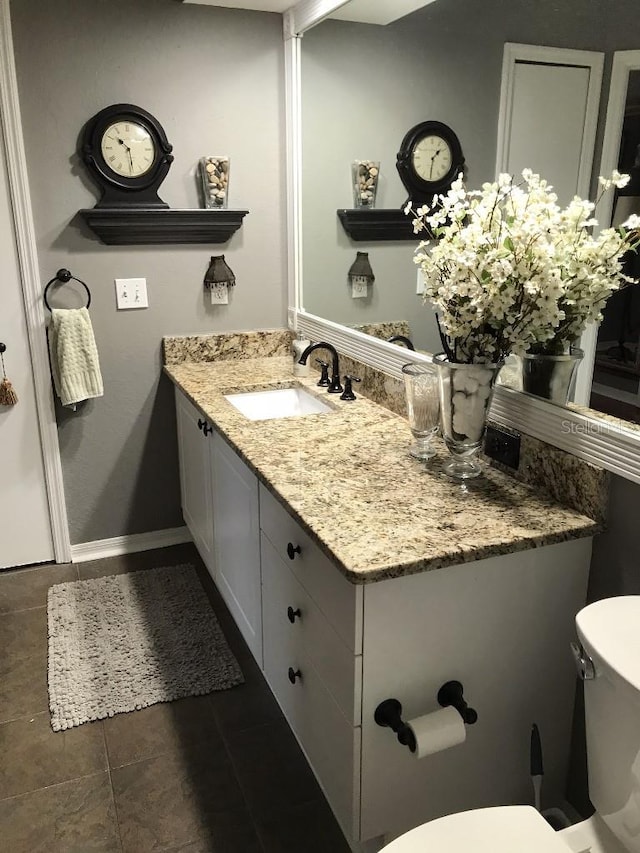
left=407, top=169, right=640, bottom=364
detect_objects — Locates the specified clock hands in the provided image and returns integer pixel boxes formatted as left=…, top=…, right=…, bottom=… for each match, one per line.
left=429, top=147, right=443, bottom=180
left=117, top=137, right=135, bottom=175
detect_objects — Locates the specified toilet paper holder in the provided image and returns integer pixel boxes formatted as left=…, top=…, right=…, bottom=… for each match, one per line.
left=374, top=680, right=478, bottom=754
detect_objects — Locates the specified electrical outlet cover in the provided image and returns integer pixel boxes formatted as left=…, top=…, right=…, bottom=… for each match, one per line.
left=210, top=284, right=229, bottom=304
left=484, top=424, right=521, bottom=469
left=351, top=279, right=368, bottom=299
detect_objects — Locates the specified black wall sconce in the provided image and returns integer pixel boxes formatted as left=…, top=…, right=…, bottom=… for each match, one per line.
left=348, top=251, right=374, bottom=299
left=204, top=255, right=236, bottom=305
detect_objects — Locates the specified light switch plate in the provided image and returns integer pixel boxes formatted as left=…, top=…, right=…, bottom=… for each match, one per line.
left=115, top=278, right=148, bottom=310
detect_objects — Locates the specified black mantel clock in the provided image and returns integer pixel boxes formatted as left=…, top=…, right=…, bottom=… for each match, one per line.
left=80, top=103, right=174, bottom=209
left=396, top=120, right=464, bottom=205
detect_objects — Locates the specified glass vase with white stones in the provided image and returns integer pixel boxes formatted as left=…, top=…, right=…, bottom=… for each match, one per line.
left=198, top=156, right=230, bottom=209
left=351, top=160, right=380, bottom=208
left=434, top=354, right=502, bottom=480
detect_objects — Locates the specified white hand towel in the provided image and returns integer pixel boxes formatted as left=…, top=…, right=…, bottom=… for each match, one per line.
left=48, top=308, right=104, bottom=407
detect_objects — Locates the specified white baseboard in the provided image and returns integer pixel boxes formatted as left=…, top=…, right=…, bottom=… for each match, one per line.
left=70, top=526, right=192, bottom=563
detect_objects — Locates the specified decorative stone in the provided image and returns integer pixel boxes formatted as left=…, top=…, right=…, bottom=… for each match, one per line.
left=198, top=155, right=230, bottom=209
left=351, top=159, right=380, bottom=208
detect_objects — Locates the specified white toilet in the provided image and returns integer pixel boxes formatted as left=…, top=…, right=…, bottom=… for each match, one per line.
left=382, top=596, right=640, bottom=853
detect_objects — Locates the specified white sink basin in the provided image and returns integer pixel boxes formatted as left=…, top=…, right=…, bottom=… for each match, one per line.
left=224, top=387, right=334, bottom=421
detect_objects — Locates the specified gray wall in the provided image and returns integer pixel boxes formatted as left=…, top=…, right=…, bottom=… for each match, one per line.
left=301, top=0, right=640, bottom=351
left=11, top=0, right=286, bottom=544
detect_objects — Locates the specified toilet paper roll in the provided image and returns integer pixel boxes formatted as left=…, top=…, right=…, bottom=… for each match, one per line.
left=407, top=706, right=466, bottom=758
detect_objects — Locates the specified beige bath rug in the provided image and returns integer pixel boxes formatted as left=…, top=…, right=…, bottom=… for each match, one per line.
left=47, top=564, right=243, bottom=732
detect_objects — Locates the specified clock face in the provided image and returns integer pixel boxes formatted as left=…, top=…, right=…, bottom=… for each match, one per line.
left=411, top=134, right=453, bottom=184
left=100, top=120, right=156, bottom=178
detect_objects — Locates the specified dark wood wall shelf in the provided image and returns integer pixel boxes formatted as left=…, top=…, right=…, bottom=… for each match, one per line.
left=337, top=208, right=416, bottom=242
left=79, top=208, right=248, bottom=245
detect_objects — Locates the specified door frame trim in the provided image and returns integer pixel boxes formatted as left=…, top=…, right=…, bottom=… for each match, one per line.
left=0, top=0, right=71, bottom=563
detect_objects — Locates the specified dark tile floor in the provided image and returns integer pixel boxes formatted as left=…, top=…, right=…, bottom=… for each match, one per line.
left=0, top=543, right=351, bottom=852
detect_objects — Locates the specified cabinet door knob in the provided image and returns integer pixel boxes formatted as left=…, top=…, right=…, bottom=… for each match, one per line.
left=202, top=422, right=213, bottom=436
left=197, top=418, right=205, bottom=431
left=286, top=542, right=301, bottom=560
left=287, top=606, right=301, bottom=624
left=288, top=667, right=302, bottom=684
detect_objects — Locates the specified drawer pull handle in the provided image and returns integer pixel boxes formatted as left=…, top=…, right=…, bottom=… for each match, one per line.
left=287, top=542, right=301, bottom=560
left=287, top=606, right=301, bottom=624
left=288, top=667, right=302, bottom=684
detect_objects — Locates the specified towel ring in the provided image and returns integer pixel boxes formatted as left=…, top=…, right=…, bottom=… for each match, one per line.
left=43, top=269, right=91, bottom=311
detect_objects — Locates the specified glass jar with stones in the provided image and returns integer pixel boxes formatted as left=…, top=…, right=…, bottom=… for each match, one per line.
left=352, top=160, right=380, bottom=208
left=199, top=156, right=230, bottom=209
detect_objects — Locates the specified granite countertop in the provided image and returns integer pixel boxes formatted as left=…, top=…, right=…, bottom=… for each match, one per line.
left=165, top=356, right=600, bottom=584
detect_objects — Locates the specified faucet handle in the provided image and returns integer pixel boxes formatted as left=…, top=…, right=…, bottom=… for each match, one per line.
left=340, top=375, right=361, bottom=401
left=315, top=359, right=331, bottom=387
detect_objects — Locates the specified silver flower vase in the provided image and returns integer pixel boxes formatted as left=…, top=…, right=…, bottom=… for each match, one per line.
left=434, top=354, right=502, bottom=480
left=520, top=348, right=584, bottom=405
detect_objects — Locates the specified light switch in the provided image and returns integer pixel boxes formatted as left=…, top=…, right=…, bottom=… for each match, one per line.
left=115, top=278, right=148, bottom=310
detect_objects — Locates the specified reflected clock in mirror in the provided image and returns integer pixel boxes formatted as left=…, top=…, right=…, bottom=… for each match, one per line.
left=396, top=120, right=464, bottom=204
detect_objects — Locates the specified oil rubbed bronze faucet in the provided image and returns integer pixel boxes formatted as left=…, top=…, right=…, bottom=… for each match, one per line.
left=387, top=335, right=415, bottom=350
left=298, top=342, right=343, bottom=394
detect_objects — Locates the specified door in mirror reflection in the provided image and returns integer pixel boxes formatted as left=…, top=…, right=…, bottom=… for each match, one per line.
left=591, top=72, right=640, bottom=426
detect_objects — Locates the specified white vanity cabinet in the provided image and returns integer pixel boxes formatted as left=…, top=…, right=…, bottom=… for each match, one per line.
left=211, top=433, right=262, bottom=665
left=175, top=388, right=215, bottom=574
left=175, top=388, right=262, bottom=663
left=258, top=481, right=592, bottom=845
left=174, top=388, right=593, bottom=849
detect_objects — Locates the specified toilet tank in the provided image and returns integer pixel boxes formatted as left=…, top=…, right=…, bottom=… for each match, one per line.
left=577, top=596, right=640, bottom=853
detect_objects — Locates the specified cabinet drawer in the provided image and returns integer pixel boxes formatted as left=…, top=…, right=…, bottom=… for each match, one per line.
left=261, top=532, right=361, bottom=725
left=262, top=580, right=361, bottom=838
left=259, top=484, right=362, bottom=653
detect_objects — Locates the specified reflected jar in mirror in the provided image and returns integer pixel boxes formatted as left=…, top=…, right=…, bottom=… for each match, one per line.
left=352, top=160, right=380, bottom=208
left=520, top=348, right=584, bottom=404
left=402, top=363, right=439, bottom=460
left=199, top=156, right=230, bottom=209
left=434, top=355, right=502, bottom=480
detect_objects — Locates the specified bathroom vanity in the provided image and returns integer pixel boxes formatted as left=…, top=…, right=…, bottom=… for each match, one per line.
left=166, top=350, right=599, bottom=849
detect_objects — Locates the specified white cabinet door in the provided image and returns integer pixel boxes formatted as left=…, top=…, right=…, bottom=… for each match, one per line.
left=212, top=432, right=262, bottom=664
left=175, top=389, right=215, bottom=575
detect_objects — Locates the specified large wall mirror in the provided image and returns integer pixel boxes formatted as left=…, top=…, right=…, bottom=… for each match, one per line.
left=288, top=0, right=640, bottom=482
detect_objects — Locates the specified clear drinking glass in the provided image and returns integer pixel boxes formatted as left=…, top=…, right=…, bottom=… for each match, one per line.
left=402, top=363, right=440, bottom=460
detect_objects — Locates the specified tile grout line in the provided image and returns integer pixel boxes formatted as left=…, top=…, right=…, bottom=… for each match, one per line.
left=0, top=768, right=111, bottom=805
left=102, top=723, right=125, bottom=853
left=213, top=704, right=269, bottom=853
left=0, top=602, right=47, bottom=616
